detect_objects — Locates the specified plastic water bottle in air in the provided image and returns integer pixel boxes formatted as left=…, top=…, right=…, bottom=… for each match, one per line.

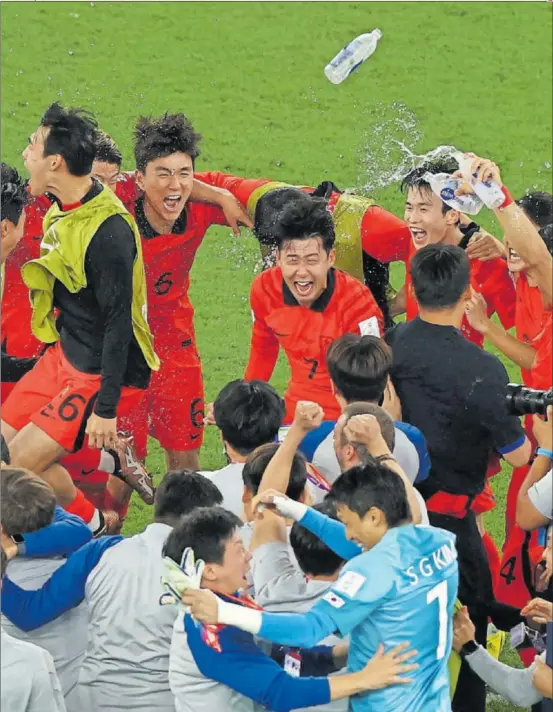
left=324, top=30, right=383, bottom=85
left=423, top=172, right=484, bottom=215
left=452, top=150, right=505, bottom=209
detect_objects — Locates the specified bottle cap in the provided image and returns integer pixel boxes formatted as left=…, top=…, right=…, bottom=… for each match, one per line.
left=374, top=29, right=383, bottom=39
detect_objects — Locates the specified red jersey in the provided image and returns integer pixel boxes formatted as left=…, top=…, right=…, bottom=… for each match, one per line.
left=245, top=267, right=384, bottom=421
left=515, top=274, right=551, bottom=388
left=1, top=194, right=50, bottom=359
left=405, top=243, right=516, bottom=347
left=116, top=178, right=228, bottom=343
left=530, top=307, right=552, bottom=390
left=196, top=171, right=412, bottom=265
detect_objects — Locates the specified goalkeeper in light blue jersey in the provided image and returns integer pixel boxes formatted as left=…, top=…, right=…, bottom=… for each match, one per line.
left=183, top=458, right=459, bottom=712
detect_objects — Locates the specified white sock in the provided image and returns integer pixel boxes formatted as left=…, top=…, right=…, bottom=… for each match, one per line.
left=88, top=509, right=101, bottom=533
left=99, top=449, right=116, bottom=474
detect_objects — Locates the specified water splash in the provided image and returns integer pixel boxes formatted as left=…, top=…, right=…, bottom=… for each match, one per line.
left=356, top=101, right=460, bottom=193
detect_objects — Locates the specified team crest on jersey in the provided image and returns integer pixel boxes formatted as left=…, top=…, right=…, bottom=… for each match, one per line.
left=335, top=571, right=366, bottom=598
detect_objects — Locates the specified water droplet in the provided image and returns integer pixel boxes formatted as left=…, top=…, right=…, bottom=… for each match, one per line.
left=545, top=161, right=551, bottom=169
left=68, top=12, right=80, bottom=18
left=519, top=162, right=524, bottom=167
left=68, top=50, right=74, bottom=56
left=47, top=75, right=52, bottom=81
left=57, top=91, right=63, bottom=97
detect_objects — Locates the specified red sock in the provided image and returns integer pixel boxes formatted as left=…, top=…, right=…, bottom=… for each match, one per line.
left=482, top=531, right=501, bottom=593
left=65, top=489, right=96, bottom=524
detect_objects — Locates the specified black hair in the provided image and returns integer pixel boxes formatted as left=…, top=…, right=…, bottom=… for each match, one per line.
left=40, top=102, right=98, bottom=176
left=327, top=334, right=392, bottom=404
left=162, top=506, right=242, bottom=566
left=254, top=186, right=311, bottom=247
left=0, top=434, right=10, bottom=465
left=154, top=470, right=223, bottom=523
left=539, top=224, right=553, bottom=257
left=517, top=192, right=553, bottom=229
left=1, top=467, right=56, bottom=536
left=94, top=130, right=123, bottom=166
left=242, top=443, right=307, bottom=501
left=327, top=459, right=411, bottom=526
left=1, top=163, right=28, bottom=226
left=274, top=195, right=335, bottom=253
left=410, top=244, right=470, bottom=309
left=214, top=380, right=285, bottom=455
left=290, top=500, right=345, bottom=577
left=401, top=157, right=459, bottom=215
left=134, top=113, right=202, bottom=172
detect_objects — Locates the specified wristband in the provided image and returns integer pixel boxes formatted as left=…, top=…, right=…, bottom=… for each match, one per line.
left=499, top=186, right=513, bottom=209
left=459, top=640, right=479, bottom=660
left=266, top=496, right=308, bottom=522
left=536, top=448, right=553, bottom=460
left=217, top=598, right=263, bottom=635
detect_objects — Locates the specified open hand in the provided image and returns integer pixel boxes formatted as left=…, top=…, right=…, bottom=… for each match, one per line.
left=358, top=643, right=418, bottom=690
left=219, top=192, right=254, bottom=236
left=466, top=231, right=507, bottom=261
left=521, top=597, right=553, bottom=625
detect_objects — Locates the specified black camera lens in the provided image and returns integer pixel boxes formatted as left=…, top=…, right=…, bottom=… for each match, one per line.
left=506, top=383, right=553, bottom=417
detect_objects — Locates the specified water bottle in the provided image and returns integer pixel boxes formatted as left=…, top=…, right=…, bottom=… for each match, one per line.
left=452, top=151, right=505, bottom=209
left=423, top=172, right=484, bottom=215
left=324, top=30, right=383, bottom=85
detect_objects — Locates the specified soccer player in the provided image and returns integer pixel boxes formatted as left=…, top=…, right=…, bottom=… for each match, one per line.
left=1, top=103, right=159, bottom=534
left=0, top=163, right=38, bottom=395
left=196, top=171, right=412, bottom=326
left=116, top=113, right=252, bottom=471
left=182, top=461, right=458, bottom=712
left=244, top=195, right=384, bottom=423
left=396, top=158, right=516, bottom=347
left=164, top=506, right=418, bottom=712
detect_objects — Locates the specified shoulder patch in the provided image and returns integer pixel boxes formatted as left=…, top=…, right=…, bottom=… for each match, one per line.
left=323, top=591, right=346, bottom=609
left=334, top=570, right=366, bottom=598
left=358, top=316, right=380, bottom=337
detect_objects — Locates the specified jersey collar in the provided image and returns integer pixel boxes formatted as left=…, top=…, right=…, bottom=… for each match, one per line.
left=135, top=196, right=187, bottom=239
left=282, top=267, right=336, bottom=312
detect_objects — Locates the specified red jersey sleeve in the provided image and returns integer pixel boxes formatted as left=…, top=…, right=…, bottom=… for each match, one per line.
left=474, top=258, right=516, bottom=330
left=244, top=275, right=280, bottom=382
left=360, top=205, right=412, bottom=263
left=195, top=171, right=269, bottom=209
left=340, top=277, right=385, bottom=338
left=530, top=310, right=553, bottom=390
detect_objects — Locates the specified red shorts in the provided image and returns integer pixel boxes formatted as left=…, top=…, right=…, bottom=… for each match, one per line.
left=2, top=343, right=145, bottom=453
left=130, top=334, right=204, bottom=454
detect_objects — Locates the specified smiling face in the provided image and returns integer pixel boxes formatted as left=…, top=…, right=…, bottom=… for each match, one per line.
left=136, top=152, right=194, bottom=229
left=22, top=126, right=58, bottom=197
left=336, top=502, right=386, bottom=551
left=404, top=186, right=460, bottom=250
left=277, top=236, right=335, bottom=307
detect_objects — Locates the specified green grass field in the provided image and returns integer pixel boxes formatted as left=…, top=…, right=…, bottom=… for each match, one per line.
left=2, top=2, right=552, bottom=709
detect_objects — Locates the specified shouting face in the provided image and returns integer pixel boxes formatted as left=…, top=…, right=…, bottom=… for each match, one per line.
left=136, top=152, right=194, bottom=231
left=22, top=126, right=56, bottom=197
left=277, top=236, right=335, bottom=308
left=404, top=186, right=459, bottom=250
